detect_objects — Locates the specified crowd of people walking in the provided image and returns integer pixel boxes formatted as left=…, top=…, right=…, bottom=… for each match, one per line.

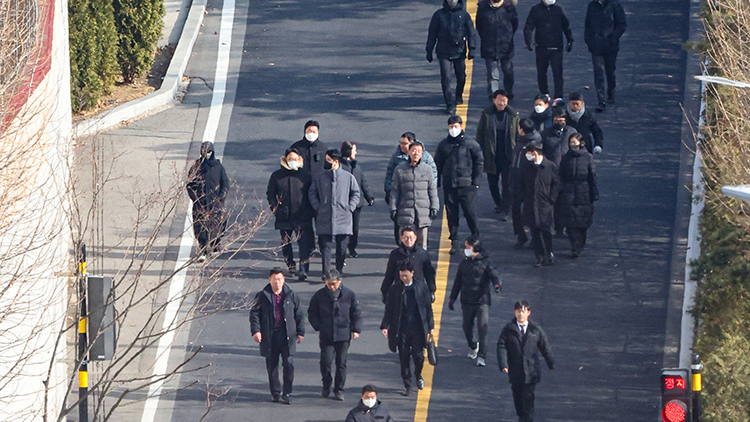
left=183, top=0, right=625, bottom=419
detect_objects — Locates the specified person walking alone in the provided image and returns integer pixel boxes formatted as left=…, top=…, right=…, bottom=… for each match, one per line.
left=476, top=0, right=519, bottom=100
left=308, top=270, right=362, bottom=401
left=523, top=0, right=574, bottom=99
left=249, top=268, right=305, bottom=405
left=497, top=300, right=554, bottom=422
left=426, top=0, right=477, bottom=115
left=187, top=141, right=229, bottom=261
left=447, top=235, right=502, bottom=368
left=557, top=133, right=598, bottom=257
left=584, top=0, right=626, bottom=112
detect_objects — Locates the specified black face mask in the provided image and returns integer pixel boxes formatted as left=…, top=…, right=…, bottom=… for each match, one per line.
left=553, top=122, right=565, bottom=131
left=569, top=144, right=580, bottom=151
left=324, top=161, right=333, bottom=170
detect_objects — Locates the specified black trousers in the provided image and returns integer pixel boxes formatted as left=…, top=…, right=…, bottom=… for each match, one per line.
left=592, top=52, right=617, bottom=103
left=484, top=57, right=514, bottom=97
left=279, top=226, right=314, bottom=272
left=567, top=227, right=588, bottom=254
left=439, top=57, right=467, bottom=107
left=318, top=234, right=349, bottom=274
left=398, top=329, right=426, bottom=387
left=193, top=208, right=225, bottom=254
left=444, top=186, right=479, bottom=241
left=349, top=208, right=362, bottom=253
left=487, top=159, right=511, bottom=211
left=320, top=340, right=350, bottom=393
left=462, top=303, right=489, bottom=359
left=535, top=48, right=564, bottom=99
left=511, top=382, right=537, bottom=422
left=266, top=330, right=294, bottom=396
left=393, top=221, right=401, bottom=246
left=530, top=225, right=553, bottom=260
left=511, top=196, right=527, bottom=239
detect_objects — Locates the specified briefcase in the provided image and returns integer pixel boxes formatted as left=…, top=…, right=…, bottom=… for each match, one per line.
left=427, top=333, right=438, bottom=366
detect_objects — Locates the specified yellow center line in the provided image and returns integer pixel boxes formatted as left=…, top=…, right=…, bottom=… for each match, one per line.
left=414, top=3, right=477, bottom=420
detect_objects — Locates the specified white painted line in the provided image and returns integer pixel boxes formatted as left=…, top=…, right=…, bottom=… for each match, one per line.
left=140, top=0, right=235, bottom=419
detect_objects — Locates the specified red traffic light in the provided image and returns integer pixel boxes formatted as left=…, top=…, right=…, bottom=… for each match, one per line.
left=662, top=399, right=688, bottom=422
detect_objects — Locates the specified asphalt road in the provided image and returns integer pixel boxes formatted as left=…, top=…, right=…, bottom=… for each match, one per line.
left=155, top=0, right=694, bottom=420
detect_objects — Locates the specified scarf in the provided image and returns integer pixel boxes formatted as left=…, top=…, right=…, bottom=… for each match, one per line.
left=566, top=102, right=585, bottom=122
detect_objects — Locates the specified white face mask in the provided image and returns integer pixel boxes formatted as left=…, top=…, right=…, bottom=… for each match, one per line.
left=450, top=0, right=459, bottom=7
left=362, top=398, right=377, bottom=408
left=544, top=0, right=555, bottom=5
left=534, top=105, right=546, bottom=114
left=464, top=248, right=474, bottom=258
left=525, top=153, right=534, bottom=162
left=305, top=132, right=318, bottom=142
left=288, top=160, right=301, bottom=171
left=448, top=127, right=462, bottom=138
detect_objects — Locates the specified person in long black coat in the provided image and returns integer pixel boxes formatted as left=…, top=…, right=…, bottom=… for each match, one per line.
left=584, top=0, right=626, bottom=111
left=497, top=300, right=554, bottom=422
left=340, top=141, right=375, bottom=258
left=516, top=140, right=560, bottom=266
left=308, top=270, right=362, bottom=400
left=266, top=148, right=315, bottom=281
left=557, top=133, right=598, bottom=257
left=289, top=120, right=329, bottom=176
left=510, top=119, right=540, bottom=247
left=381, top=226, right=437, bottom=303
left=476, top=0, right=519, bottom=98
left=186, top=141, right=229, bottom=260
left=380, top=261, right=434, bottom=396
left=249, top=268, right=305, bottom=404
left=565, top=92, right=604, bottom=154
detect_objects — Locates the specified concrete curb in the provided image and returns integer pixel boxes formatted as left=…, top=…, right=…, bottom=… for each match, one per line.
left=73, top=0, right=207, bottom=138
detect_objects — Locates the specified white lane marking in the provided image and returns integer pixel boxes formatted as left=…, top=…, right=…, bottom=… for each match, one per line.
left=140, top=0, right=235, bottom=420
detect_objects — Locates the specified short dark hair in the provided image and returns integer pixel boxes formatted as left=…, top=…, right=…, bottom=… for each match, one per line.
left=397, top=260, right=415, bottom=273
left=570, top=132, right=585, bottom=146
left=401, top=132, right=416, bottom=142
left=465, top=235, right=482, bottom=252
left=492, top=89, right=509, bottom=99
left=514, top=300, right=530, bottom=311
left=284, top=147, right=299, bottom=157
left=269, top=267, right=285, bottom=277
left=408, top=141, right=423, bottom=151
left=568, top=91, right=584, bottom=102
left=448, top=115, right=463, bottom=125
left=400, top=225, right=416, bottom=236
left=340, top=140, right=355, bottom=158
left=519, top=118, right=535, bottom=134
left=526, top=140, right=543, bottom=152
left=304, top=120, right=319, bottom=131
left=326, top=148, right=342, bottom=161
left=323, top=269, right=341, bottom=281
left=551, top=107, right=566, bottom=118
left=534, top=93, right=550, bottom=103
left=361, top=384, right=378, bottom=395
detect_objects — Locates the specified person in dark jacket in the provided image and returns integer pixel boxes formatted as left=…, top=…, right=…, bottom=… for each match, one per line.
left=309, top=149, right=361, bottom=276
left=476, top=0, right=519, bottom=99
left=308, top=270, right=362, bottom=401
left=476, top=89, right=519, bottom=219
left=584, top=0, right=626, bottom=111
left=345, top=385, right=394, bottom=422
left=558, top=133, right=599, bottom=257
left=340, top=141, right=375, bottom=258
left=249, top=268, right=305, bottom=404
left=509, top=119, right=540, bottom=247
left=266, top=148, right=315, bottom=281
left=384, top=133, right=438, bottom=244
left=529, top=93, right=552, bottom=131
left=448, top=235, right=501, bottom=368
left=426, top=0, right=477, bottom=114
left=565, top=92, right=603, bottom=154
left=381, top=261, right=434, bottom=396
left=289, top=120, right=329, bottom=176
left=497, top=300, right=555, bottom=422
left=434, top=115, right=484, bottom=254
left=186, top=141, right=229, bottom=261
left=390, top=142, right=440, bottom=251
left=516, top=140, right=560, bottom=266
left=381, top=226, right=437, bottom=303
left=523, top=0, right=574, bottom=99
left=540, top=107, right=577, bottom=168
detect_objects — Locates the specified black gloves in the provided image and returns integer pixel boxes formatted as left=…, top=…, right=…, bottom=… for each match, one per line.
left=426, top=52, right=433, bottom=63
left=494, top=284, right=501, bottom=294
left=467, top=50, right=474, bottom=60
left=390, top=210, right=398, bottom=222
left=566, top=41, right=573, bottom=53
left=429, top=208, right=439, bottom=220
left=448, top=299, right=455, bottom=311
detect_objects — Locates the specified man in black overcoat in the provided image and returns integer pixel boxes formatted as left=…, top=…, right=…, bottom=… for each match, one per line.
left=187, top=141, right=229, bottom=261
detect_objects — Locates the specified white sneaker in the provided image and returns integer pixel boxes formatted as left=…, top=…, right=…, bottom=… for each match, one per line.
left=196, top=254, right=206, bottom=263
left=467, top=346, right=478, bottom=359
left=476, top=357, right=486, bottom=367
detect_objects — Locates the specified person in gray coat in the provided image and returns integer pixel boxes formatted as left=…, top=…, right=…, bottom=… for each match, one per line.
left=309, top=149, right=360, bottom=277
left=389, top=142, right=440, bottom=251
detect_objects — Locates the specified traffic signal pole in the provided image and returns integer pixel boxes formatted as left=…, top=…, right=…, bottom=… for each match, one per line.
left=691, top=353, right=703, bottom=422
left=77, top=243, right=88, bottom=422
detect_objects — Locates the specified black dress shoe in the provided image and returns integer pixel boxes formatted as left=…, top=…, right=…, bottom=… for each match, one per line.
left=456, top=96, right=464, bottom=105
left=348, top=250, right=358, bottom=258
left=401, top=386, right=411, bottom=396
left=595, top=102, right=606, bottom=113
left=417, top=377, right=425, bottom=390
left=271, top=394, right=280, bottom=403
left=321, top=386, right=330, bottom=398
left=280, top=393, right=291, bottom=405
left=333, top=390, right=345, bottom=401
left=534, top=258, right=543, bottom=268
left=499, top=211, right=509, bottom=221
left=449, top=242, right=460, bottom=255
